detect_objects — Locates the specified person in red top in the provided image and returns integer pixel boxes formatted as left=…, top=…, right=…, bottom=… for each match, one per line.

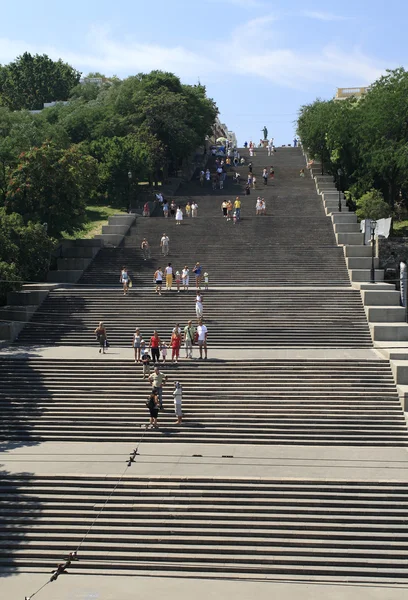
left=170, top=331, right=182, bottom=364
left=149, top=330, right=161, bottom=363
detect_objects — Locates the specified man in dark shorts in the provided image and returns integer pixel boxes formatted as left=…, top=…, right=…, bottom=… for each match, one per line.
left=147, top=389, right=159, bottom=428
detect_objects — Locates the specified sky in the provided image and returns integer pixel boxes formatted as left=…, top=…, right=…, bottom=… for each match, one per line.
left=0, top=0, right=406, bottom=145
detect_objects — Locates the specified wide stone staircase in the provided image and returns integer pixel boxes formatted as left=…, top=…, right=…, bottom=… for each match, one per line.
left=15, top=288, right=372, bottom=347
left=79, top=151, right=349, bottom=287
left=2, top=475, right=408, bottom=581
left=0, top=358, right=406, bottom=446
left=2, top=146, right=408, bottom=590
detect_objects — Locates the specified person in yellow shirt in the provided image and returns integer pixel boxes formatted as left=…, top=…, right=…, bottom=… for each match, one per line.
left=234, top=197, right=241, bottom=221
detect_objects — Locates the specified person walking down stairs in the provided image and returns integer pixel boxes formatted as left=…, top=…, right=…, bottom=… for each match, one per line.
left=120, top=267, right=130, bottom=295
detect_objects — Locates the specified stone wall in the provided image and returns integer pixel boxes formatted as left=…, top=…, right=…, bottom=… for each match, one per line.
left=379, top=238, right=408, bottom=268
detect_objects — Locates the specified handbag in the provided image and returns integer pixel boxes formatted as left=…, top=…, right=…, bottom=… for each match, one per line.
left=129, top=280, right=133, bottom=288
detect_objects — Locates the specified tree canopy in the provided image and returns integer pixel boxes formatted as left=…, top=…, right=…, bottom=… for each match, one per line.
left=0, top=52, right=81, bottom=111
left=0, top=54, right=218, bottom=299
left=297, top=68, right=408, bottom=212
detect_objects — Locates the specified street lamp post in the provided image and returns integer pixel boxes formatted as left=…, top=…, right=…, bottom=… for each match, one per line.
left=337, top=168, right=342, bottom=213
left=127, top=170, right=132, bottom=214
left=370, top=220, right=377, bottom=284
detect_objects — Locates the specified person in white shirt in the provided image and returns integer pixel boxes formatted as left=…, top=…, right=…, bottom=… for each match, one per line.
left=195, top=293, right=203, bottom=319
left=182, top=266, right=189, bottom=291
left=160, top=233, right=169, bottom=256
left=197, top=320, right=208, bottom=360
left=165, top=263, right=173, bottom=290
left=175, top=206, right=183, bottom=225
left=156, top=192, right=164, bottom=203
left=191, top=202, right=198, bottom=218
left=173, top=381, right=183, bottom=424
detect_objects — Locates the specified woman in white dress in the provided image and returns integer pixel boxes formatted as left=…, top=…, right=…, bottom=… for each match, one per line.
left=195, top=293, right=203, bottom=320
left=175, top=206, right=183, bottom=225
left=182, top=266, right=189, bottom=291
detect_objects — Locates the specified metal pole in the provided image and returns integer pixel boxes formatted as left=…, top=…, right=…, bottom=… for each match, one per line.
left=337, top=168, right=342, bottom=213
left=370, top=229, right=375, bottom=284
left=400, top=261, right=407, bottom=318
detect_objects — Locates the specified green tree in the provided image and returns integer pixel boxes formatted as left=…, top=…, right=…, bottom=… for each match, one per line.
left=297, top=100, right=338, bottom=173
left=5, top=142, right=98, bottom=237
left=89, top=135, right=152, bottom=205
left=355, top=189, right=392, bottom=220
left=0, top=52, right=81, bottom=111
left=0, top=208, right=54, bottom=301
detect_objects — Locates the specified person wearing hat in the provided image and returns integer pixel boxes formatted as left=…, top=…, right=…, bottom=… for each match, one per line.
left=148, top=365, right=168, bottom=409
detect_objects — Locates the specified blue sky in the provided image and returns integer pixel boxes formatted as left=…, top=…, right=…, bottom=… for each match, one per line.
left=0, top=0, right=406, bottom=144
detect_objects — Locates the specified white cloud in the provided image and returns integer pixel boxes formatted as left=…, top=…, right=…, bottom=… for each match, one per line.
left=0, top=19, right=385, bottom=91
left=302, top=10, right=349, bottom=22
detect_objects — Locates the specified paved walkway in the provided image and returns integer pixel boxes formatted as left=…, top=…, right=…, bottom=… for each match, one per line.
left=0, top=344, right=383, bottom=361
left=3, top=572, right=408, bottom=600
left=2, top=442, right=408, bottom=480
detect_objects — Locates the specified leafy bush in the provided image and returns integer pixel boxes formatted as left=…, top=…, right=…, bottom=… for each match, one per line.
left=356, top=189, right=392, bottom=220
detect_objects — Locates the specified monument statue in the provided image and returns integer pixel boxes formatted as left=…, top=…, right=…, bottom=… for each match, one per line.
left=262, top=126, right=268, bottom=140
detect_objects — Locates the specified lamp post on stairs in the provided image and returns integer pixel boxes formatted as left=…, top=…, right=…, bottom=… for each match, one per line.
left=370, top=220, right=377, bottom=284
left=127, top=170, right=132, bottom=214
left=337, top=168, right=342, bottom=213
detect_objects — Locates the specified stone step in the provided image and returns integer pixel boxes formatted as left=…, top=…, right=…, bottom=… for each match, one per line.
left=347, top=257, right=379, bottom=270
left=370, top=323, right=408, bottom=342
left=365, top=306, right=406, bottom=323
left=334, top=223, right=361, bottom=234
left=2, top=475, right=408, bottom=579
left=336, top=233, right=365, bottom=245
left=362, top=290, right=401, bottom=306
left=331, top=214, right=357, bottom=225
left=349, top=270, right=384, bottom=283
left=0, top=358, right=404, bottom=445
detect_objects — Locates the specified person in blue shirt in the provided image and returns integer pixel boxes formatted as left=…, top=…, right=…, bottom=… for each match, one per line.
left=193, top=262, right=202, bottom=290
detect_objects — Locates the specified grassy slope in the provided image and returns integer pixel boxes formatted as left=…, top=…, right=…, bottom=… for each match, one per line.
left=62, top=205, right=127, bottom=240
